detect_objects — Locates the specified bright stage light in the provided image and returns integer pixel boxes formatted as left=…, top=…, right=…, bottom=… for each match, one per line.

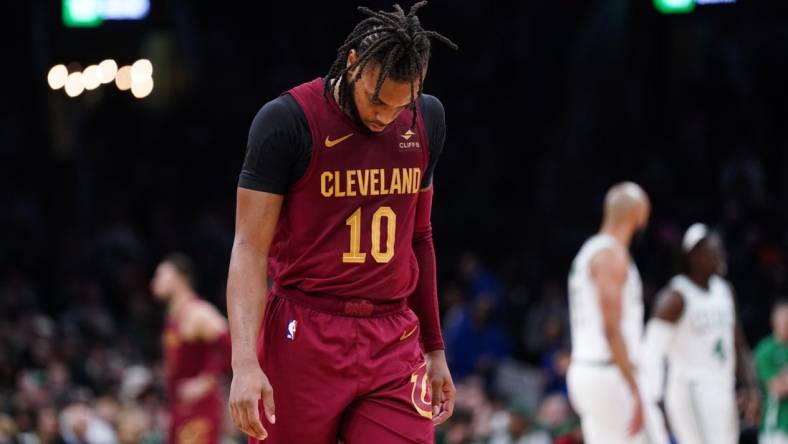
left=82, top=65, right=102, bottom=90
left=65, top=72, right=85, bottom=97
left=47, top=64, right=68, bottom=90
left=131, top=77, right=153, bottom=98
left=98, top=59, right=118, bottom=83
left=115, top=65, right=132, bottom=91
left=130, top=59, right=153, bottom=83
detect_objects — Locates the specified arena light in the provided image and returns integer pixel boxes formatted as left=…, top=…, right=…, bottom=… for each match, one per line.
left=62, top=0, right=150, bottom=28
left=62, top=0, right=103, bottom=27
left=101, top=0, right=150, bottom=20
left=47, top=64, right=68, bottom=90
left=98, top=59, right=118, bottom=84
left=49, top=59, right=154, bottom=98
left=82, top=65, right=102, bottom=90
left=130, top=59, right=153, bottom=84
left=115, top=65, right=132, bottom=91
left=654, top=0, right=695, bottom=13
left=131, top=77, right=153, bottom=98
left=64, top=72, right=85, bottom=97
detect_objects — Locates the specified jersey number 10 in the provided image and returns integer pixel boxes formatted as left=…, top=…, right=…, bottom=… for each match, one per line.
left=343, top=207, right=396, bottom=264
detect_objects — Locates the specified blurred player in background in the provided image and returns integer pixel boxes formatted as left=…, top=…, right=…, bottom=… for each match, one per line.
left=567, top=182, right=667, bottom=444
left=642, top=223, right=759, bottom=444
left=151, top=254, right=231, bottom=444
left=226, top=2, right=457, bottom=443
left=756, top=299, right=788, bottom=444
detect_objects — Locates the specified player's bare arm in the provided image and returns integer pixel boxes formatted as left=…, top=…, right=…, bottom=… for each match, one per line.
left=227, top=188, right=283, bottom=440
left=181, top=301, right=228, bottom=342
left=642, top=288, right=684, bottom=431
left=411, top=182, right=455, bottom=425
left=177, top=303, right=230, bottom=404
left=732, top=289, right=760, bottom=424
left=590, top=246, right=643, bottom=435
left=653, top=288, right=685, bottom=323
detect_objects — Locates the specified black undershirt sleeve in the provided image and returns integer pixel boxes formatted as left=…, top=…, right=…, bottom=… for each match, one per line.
left=239, top=93, right=445, bottom=193
left=419, top=94, right=446, bottom=189
left=238, top=94, right=312, bottom=195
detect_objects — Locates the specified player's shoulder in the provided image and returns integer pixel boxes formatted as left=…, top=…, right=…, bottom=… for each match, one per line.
left=711, top=275, right=734, bottom=293
left=589, top=245, right=629, bottom=282
left=189, top=299, right=224, bottom=321
left=249, top=94, right=308, bottom=135
left=591, top=241, right=628, bottom=267
left=419, top=93, right=445, bottom=119
left=653, top=285, right=685, bottom=321
left=181, top=299, right=226, bottom=340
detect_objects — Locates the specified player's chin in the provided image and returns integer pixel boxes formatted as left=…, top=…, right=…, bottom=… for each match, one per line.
left=365, top=122, right=387, bottom=132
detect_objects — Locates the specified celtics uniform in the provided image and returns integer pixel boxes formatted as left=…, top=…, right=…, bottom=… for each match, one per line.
left=664, top=274, right=737, bottom=444
left=567, top=234, right=668, bottom=444
left=755, top=335, right=788, bottom=444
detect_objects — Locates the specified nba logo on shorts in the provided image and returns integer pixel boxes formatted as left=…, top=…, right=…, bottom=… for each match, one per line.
left=286, top=320, right=297, bottom=340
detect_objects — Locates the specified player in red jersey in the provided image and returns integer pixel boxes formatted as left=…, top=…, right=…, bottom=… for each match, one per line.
left=226, top=2, right=457, bottom=443
left=152, top=254, right=232, bottom=444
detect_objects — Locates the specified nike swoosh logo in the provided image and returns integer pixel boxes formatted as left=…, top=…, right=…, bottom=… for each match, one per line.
left=324, top=133, right=353, bottom=148
left=400, top=326, right=418, bottom=341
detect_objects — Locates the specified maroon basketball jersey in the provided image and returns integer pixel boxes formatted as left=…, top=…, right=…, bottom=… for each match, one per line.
left=163, top=315, right=221, bottom=408
left=268, top=78, right=429, bottom=302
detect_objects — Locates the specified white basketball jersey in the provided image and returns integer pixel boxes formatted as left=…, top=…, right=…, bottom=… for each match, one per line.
left=667, top=274, right=736, bottom=385
left=568, top=234, right=644, bottom=364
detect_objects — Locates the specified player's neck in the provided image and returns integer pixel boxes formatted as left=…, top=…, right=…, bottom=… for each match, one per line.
left=599, top=223, right=632, bottom=248
left=169, top=290, right=196, bottom=317
left=688, top=272, right=711, bottom=290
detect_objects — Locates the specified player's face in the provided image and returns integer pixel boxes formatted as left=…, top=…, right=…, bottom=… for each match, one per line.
left=347, top=51, right=421, bottom=133
left=151, top=262, right=179, bottom=300
left=691, top=236, right=723, bottom=277
left=637, top=199, right=651, bottom=231
left=773, top=305, right=788, bottom=341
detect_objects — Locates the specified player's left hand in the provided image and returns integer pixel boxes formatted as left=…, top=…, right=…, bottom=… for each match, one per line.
left=739, top=387, right=761, bottom=426
left=177, top=375, right=215, bottom=404
left=426, top=350, right=455, bottom=425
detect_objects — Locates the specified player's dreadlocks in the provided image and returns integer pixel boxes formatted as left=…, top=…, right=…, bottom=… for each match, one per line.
left=324, top=1, right=457, bottom=127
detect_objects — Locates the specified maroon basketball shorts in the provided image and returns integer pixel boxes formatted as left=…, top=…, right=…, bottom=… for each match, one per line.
left=169, top=396, right=222, bottom=444
left=250, top=290, right=434, bottom=444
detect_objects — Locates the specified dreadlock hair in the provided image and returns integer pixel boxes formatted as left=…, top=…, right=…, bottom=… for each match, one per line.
left=324, top=1, right=457, bottom=128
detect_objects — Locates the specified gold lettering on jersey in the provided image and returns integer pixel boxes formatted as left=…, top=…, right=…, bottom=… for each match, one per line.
left=390, top=169, right=402, bottom=194
left=333, top=171, right=345, bottom=197
left=345, top=170, right=357, bottom=197
left=321, top=171, right=333, bottom=197
left=370, top=169, right=380, bottom=196
left=320, top=168, right=422, bottom=198
left=379, top=169, right=389, bottom=195
left=402, top=169, right=412, bottom=194
left=358, top=170, right=369, bottom=195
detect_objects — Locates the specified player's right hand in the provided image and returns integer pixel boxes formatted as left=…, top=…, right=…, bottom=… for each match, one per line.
left=628, top=391, right=644, bottom=436
left=229, top=361, right=275, bottom=441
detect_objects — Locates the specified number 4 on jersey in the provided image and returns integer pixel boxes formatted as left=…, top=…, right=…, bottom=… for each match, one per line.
left=713, top=337, right=726, bottom=362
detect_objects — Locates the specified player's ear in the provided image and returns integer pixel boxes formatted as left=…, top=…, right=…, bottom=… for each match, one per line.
left=346, top=49, right=360, bottom=80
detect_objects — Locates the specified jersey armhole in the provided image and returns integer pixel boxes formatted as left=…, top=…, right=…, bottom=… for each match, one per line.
left=415, top=98, right=431, bottom=189
left=286, top=92, right=321, bottom=192
left=671, top=288, right=689, bottom=322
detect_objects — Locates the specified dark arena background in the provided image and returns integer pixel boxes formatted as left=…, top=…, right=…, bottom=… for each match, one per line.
left=2, top=0, right=788, bottom=443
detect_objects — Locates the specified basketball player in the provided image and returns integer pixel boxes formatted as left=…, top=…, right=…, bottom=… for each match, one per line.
left=567, top=182, right=667, bottom=444
left=226, top=3, right=457, bottom=443
left=641, top=223, right=760, bottom=444
left=152, top=254, right=231, bottom=444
